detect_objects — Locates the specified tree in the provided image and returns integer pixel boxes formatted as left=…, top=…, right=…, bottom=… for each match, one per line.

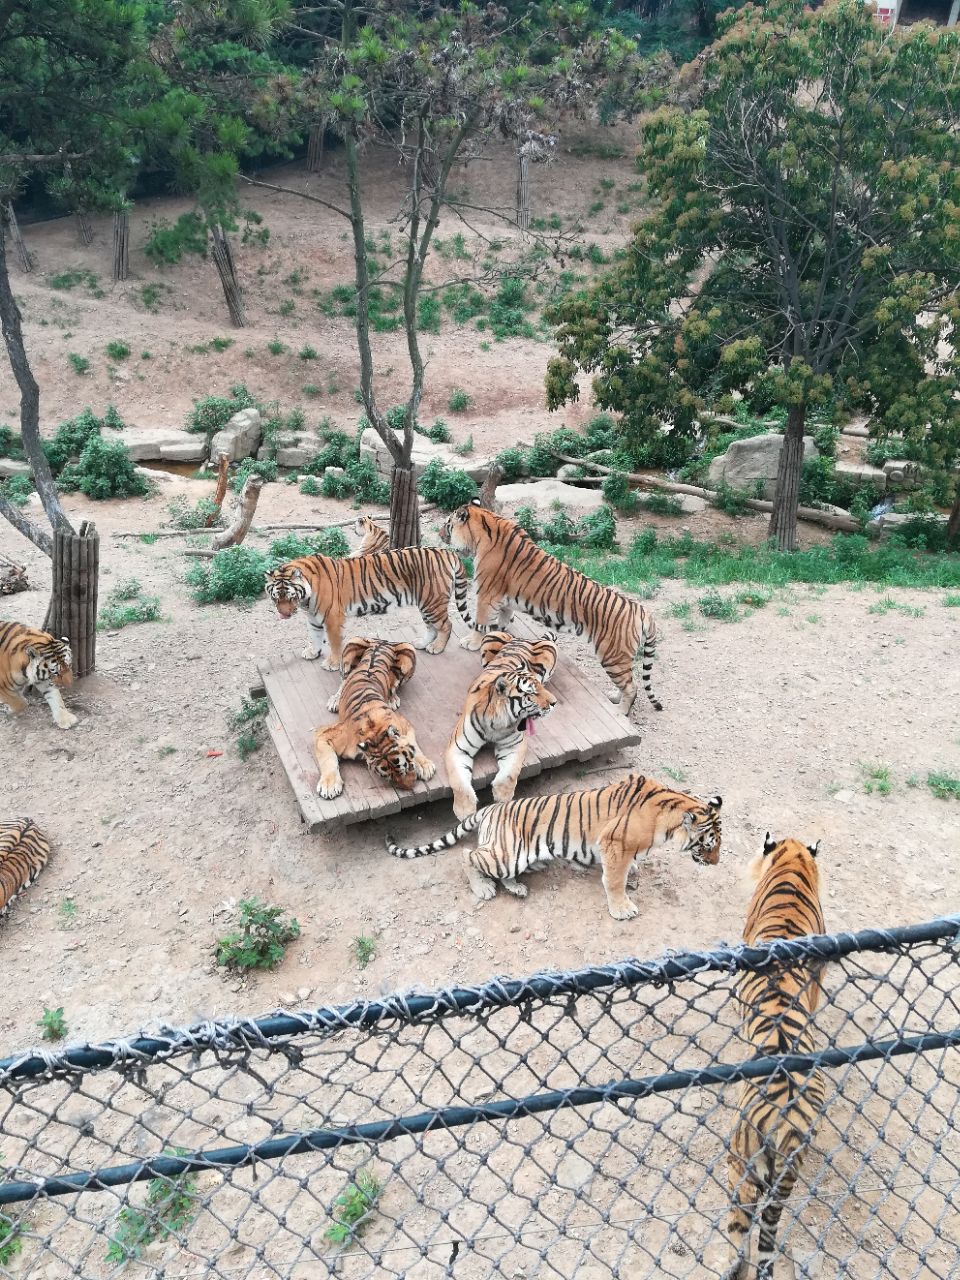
left=268, top=0, right=666, bottom=547
left=547, top=0, right=960, bottom=551
left=0, top=0, right=149, bottom=670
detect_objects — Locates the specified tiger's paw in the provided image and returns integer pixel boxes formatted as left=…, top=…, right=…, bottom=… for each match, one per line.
left=317, top=777, right=344, bottom=800
left=416, top=756, right=437, bottom=782
left=608, top=897, right=639, bottom=921
left=301, top=647, right=322, bottom=662
left=470, top=878, right=497, bottom=902
left=325, top=693, right=341, bottom=713
left=424, top=637, right=448, bottom=655
left=55, top=710, right=78, bottom=730
left=459, top=633, right=483, bottom=652
left=607, top=689, right=623, bottom=705
left=500, top=877, right=528, bottom=898
left=452, top=795, right=478, bottom=822
left=320, top=656, right=341, bottom=672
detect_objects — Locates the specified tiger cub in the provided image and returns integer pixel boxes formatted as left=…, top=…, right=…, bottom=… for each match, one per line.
left=723, top=834, right=826, bottom=1280
left=314, top=638, right=435, bottom=799
left=0, top=622, right=76, bottom=729
left=0, top=818, right=51, bottom=917
left=351, top=515, right=389, bottom=556
left=387, top=774, right=721, bottom=919
left=264, top=547, right=472, bottom=670
left=440, top=499, right=660, bottom=714
left=446, top=632, right=558, bottom=820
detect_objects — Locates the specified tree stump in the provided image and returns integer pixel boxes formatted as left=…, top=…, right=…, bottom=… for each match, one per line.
left=390, top=467, right=421, bottom=548
left=43, top=522, right=99, bottom=677
left=112, top=210, right=129, bottom=282
left=210, top=223, right=246, bottom=327
left=5, top=205, right=32, bottom=273
left=478, top=462, right=503, bottom=510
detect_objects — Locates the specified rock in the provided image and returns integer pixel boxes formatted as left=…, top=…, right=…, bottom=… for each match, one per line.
left=556, top=464, right=585, bottom=481
left=123, top=428, right=207, bottom=463
left=496, top=479, right=605, bottom=513
left=359, top=426, right=493, bottom=483
left=210, top=407, right=262, bottom=462
left=882, top=459, right=922, bottom=491
left=0, top=458, right=30, bottom=478
left=324, top=466, right=345, bottom=480
left=875, top=511, right=946, bottom=541
left=834, top=461, right=887, bottom=490
left=707, top=432, right=818, bottom=500
left=135, top=465, right=171, bottom=484
left=674, top=494, right=708, bottom=515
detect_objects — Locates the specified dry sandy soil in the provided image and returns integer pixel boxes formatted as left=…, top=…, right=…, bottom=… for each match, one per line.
left=1, top=134, right=958, bottom=1052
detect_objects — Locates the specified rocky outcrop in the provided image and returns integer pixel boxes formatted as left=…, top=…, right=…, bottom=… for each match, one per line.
left=210, top=408, right=262, bottom=462
left=707, top=432, right=818, bottom=500
left=495, top=479, right=605, bottom=513
left=123, top=429, right=207, bottom=463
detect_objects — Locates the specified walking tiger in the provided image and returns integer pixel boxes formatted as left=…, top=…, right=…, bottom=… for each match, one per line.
left=0, top=622, right=76, bottom=730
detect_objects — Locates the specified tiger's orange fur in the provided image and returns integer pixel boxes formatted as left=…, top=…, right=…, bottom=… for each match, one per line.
left=351, top=515, right=390, bottom=557
left=0, top=818, right=50, bottom=916
left=0, top=622, right=76, bottom=729
left=314, top=638, right=435, bottom=798
left=441, top=500, right=660, bottom=714
left=723, top=835, right=826, bottom=1280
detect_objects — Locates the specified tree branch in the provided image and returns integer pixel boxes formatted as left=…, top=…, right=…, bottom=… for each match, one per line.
left=236, top=173, right=350, bottom=221
left=0, top=493, right=52, bottom=555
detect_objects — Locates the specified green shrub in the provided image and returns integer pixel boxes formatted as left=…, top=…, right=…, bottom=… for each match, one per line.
left=230, top=458, right=278, bottom=493
left=542, top=506, right=577, bottom=545
left=798, top=457, right=872, bottom=512
left=425, top=419, right=451, bottom=444
left=641, top=491, right=684, bottom=516
left=269, top=529, right=350, bottom=561
left=495, top=447, right=526, bottom=481
left=216, top=898, right=300, bottom=971
left=105, top=341, right=130, bottom=361
left=0, top=474, right=33, bottom=506
left=578, top=504, right=617, bottom=549
left=68, top=353, right=90, bottom=375
left=488, top=276, right=534, bottom=340
left=105, top=1157, right=199, bottom=1265
left=515, top=505, right=541, bottom=539
left=167, top=495, right=220, bottom=530
left=99, top=580, right=162, bottom=629
left=451, top=434, right=474, bottom=457
left=417, top=294, right=441, bottom=333
left=185, top=547, right=269, bottom=603
left=698, top=590, right=738, bottom=621
left=324, top=1170, right=382, bottom=1247
left=144, top=212, right=206, bottom=265
left=229, top=696, right=270, bottom=760
left=306, top=429, right=358, bottom=473
left=418, top=459, right=478, bottom=510
left=186, top=385, right=256, bottom=435
left=321, top=457, right=390, bottom=505
left=58, top=437, right=148, bottom=500
left=44, top=408, right=103, bottom=473
left=927, top=772, right=960, bottom=801
left=299, top=345, right=318, bottom=361
left=866, top=436, right=906, bottom=467
left=0, top=1215, right=22, bottom=1266
left=448, top=388, right=471, bottom=413
left=602, top=470, right=638, bottom=513
left=300, top=475, right=321, bottom=496
left=812, top=422, right=839, bottom=458
left=0, top=426, right=22, bottom=458
left=712, top=480, right=755, bottom=517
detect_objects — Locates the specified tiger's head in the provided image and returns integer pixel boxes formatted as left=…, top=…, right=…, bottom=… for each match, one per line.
left=440, top=498, right=503, bottom=555
left=264, top=560, right=312, bottom=619
left=357, top=721, right=420, bottom=791
left=480, top=632, right=558, bottom=684
left=493, top=669, right=556, bottom=732
left=752, top=833, right=821, bottom=885
left=680, top=795, right=723, bottom=866
left=27, top=637, right=73, bottom=687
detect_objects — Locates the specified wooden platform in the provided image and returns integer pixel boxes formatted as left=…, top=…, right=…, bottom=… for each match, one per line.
left=252, top=621, right=642, bottom=833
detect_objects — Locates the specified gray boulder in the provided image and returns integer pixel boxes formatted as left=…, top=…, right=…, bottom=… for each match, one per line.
left=496, top=479, right=605, bottom=513
left=0, top=458, right=30, bottom=478
left=210, top=407, right=262, bottom=462
left=707, top=432, right=818, bottom=501
left=124, top=428, right=207, bottom=463
left=834, top=460, right=887, bottom=490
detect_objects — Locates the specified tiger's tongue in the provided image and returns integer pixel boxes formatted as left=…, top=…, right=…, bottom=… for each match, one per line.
left=525, top=718, right=536, bottom=737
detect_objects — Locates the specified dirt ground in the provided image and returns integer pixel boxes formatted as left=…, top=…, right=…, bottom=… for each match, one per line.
left=2, top=133, right=959, bottom=1056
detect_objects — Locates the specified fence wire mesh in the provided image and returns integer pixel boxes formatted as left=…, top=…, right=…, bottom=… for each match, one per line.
left=0, top=916, right=958, bottom=1279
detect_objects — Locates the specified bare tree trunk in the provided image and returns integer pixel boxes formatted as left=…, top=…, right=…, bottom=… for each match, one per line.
left=112, top=209, right=129, bottom=281
left=42, top=522, right=99, bottom=675
left=76, top=212, right=94, bottom=246
left=207, top=451, right=230, bottom=526
left=211, top=474, right=263, bottom=550
left=389, top=467, right=420, bottom=549
left=947, top=479, right=960, bottom=548
left=516, top=148, right=531, bottom=231
left=307, top=126, right=325, bottom=172
left=478, top=462, right=503, bottom=510
left=0, top=215, right=73, bottom=557
left=768, top=403, right=807, bottom=552
left=209, top=223, right=245, bottom=327
left=5, top=204, right=32, bottom=272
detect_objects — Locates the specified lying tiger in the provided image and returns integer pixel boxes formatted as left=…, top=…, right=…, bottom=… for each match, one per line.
left=441, top=499, right=661, bottom=714
left=0, top=818, right=51, bottom=917
left=388, top=773, right=721, bottom=919
left=723, top=834, right=825, bottom=1280
left=314, top=638, right=435, bottom=798
left=446, top=632, right=558, bottom=820
left=265, top=546, right=472, bottom=670
left=351, top=514, right=389, bottom=556
left=0, top=621, right=76, bottom=730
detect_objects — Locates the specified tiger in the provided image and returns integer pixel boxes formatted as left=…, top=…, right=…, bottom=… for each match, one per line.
left=314, top=638, right=435, bottom=799
left=387, top=774, right=721, bottom=919
left=446, top=632, right=558, bottom=820
left=0, top=818, right=50, bottom=917
left=722, top=834, right=826, bottom=1280
left=351, top=514, right=389, bottom=557
left=0, top=622, right=76, bottom=729
left=264, top=546, right=473, bottom=671
left=440, top=499, right=660, bottom=714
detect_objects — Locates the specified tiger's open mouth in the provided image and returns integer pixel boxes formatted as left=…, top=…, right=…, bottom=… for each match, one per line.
left=274, top=599, right=297, bottom=619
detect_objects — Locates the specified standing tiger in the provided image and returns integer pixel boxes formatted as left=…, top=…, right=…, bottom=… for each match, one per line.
left=440, top=499, right=660, bottom=714
left=723, top=834, right=826, bottom=1280
left=314, top=638, right=435, bottom=798
left=446, top=632, right=558, bottom=820
left=387, top=774, right=721, bottom=919
left=351, top=514, right=389, bottom=557
left=0, top=818, right=50, bottom=917
left=0, top=622, right=76, bottom=729
left=264, top=547, right=473, bottom=670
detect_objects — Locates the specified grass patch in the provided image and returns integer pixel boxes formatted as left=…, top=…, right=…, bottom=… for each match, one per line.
left=352, top=935, right=376, bottom=969
left=641, top=491, right=684, bottom=517
left=186, top=384, right=256, bottom=435
left=927, top=772, right=960, bottom=801
left=105, top=1157, right=199, bottom=1264
left=698, top=590, right=738, bottom=621
left=106, top=340, right=130, bottom=360
left=68, top=353, right=90, bottom=375
left=861, top=763, right=892, bottom=796
left=944, top=594, right=960, bottom=607
left=868, top=596, right=925, bottom=618
left=230, top=695, right=270, bottom=760
left=38, top=1006, right=67, bottom=1041
left=447, top=388, right=471, bottom=412
left=99, top=580, right=162, bottom=630
left=167, top=494, right=220, bottom=530
left=216, top=898, right=300, bottom=971
left=186, top=529, right=349, bottom=604
left=0, top=1214, right=22, bottom=1265
left=324, top=1170, right=382, bottom=1248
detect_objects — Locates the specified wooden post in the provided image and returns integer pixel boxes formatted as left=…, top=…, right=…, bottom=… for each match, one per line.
left=212, top=474, right=263, bottom=550
left=112, top=209, right=129, bottom=281
left=307, top=126, right=325, bottom=172
left=5, top=205, right=32, bottom=273
left=210, top=223, right=246, bottom=327
left=43, top=522, right=99, bottom=676
left=207, top=452, right=230, bottom=526
left=389, top=467, right=420, bottom=549
left=516, top=148, right=531, bottom=231
left=76, top=212, right=94, bottom=246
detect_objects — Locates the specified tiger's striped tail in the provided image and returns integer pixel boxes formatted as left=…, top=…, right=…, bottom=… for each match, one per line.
left=637, top=612, right=663, bottom=712
left=451, top=558, right=475, bottom=628
left=386, top=810, right=484, bottom=860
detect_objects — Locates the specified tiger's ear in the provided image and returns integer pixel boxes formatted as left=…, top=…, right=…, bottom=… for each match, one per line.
left=682, top=811, right=695, bottom=831
left=807, top=840, right=820, bottom=858
left=495, top=675, right=509, bottom=696
left=387, top=724, right=400, bottom=740
left=708, top=795, right=722, bottom=810
left=357, top=739, right=369, bottom=752
left=25, top=645, right=38, bottom=660
left=456, top=507, right=470, bottom=522
left=291, top=568, right=303, bottom=580
left=470, top=497, right=481, bottom=507
left=763, top=832, right=777, bottom=855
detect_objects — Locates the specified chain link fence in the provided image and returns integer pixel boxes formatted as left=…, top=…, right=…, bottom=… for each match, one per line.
left=0, top=916, right=958, bottom=1278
